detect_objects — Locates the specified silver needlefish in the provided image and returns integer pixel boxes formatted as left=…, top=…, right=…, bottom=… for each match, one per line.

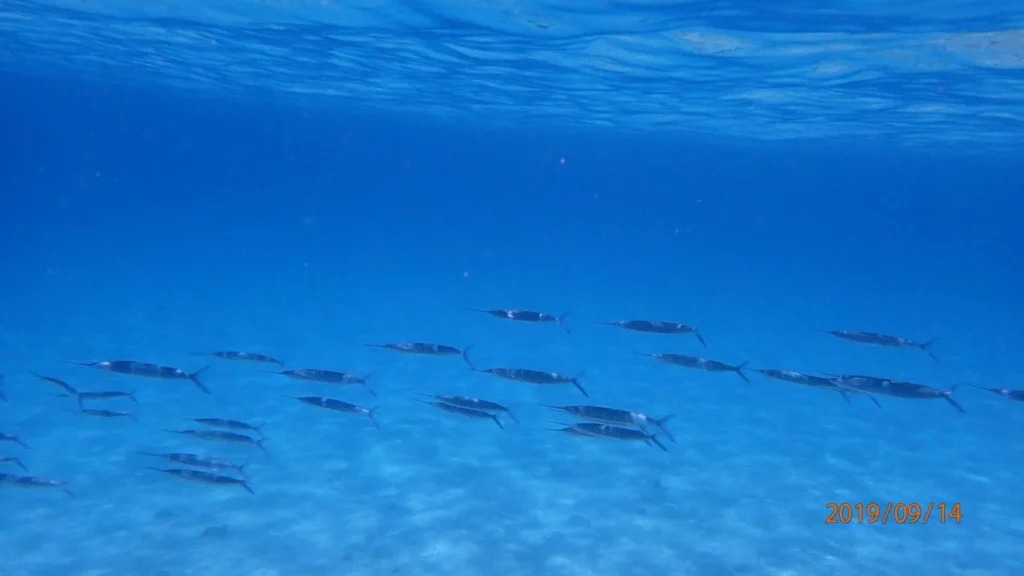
left=634, top=351, right=749, bottom=383
left=469, top=308, right=571, bottom=334
left=550, top=422, right=668, bottom=451
left=0, top=432, right=28, bottom=449
left=68, top=360, right=211, bottom=394
left=463, top=349, right=587, bottom=397
left=962, top=384, right=1024, bottom=402
left=417, top=393, right=519, bottom=423
left=181, top=417, right=265, bottom=438
left=266, top=368, right=376, bottom=397
left=829, top=376, right=964, bottom=413
left=147, top=467, right=254, bottom=495
left=290, top=396, right=380, bottom=429
left=364, top=342, right=471, bottom=363
left=70, top=407, right=141, bottom=423
left=417, top=399, right=506, bottom=428
left=594, top=320, right=706, bottom=347
left=753, top=369, right=882, bottom=408
left=164, top=429, right=269, bottom=454
left=811, top=328, right=939, bottom=362
left=0, top=456, right=27, bottom=470
left=33, top=373, right=78, bottom=396
left=0, top=472, right=74, bottom=496
left=191, top=351, right=285, bottom=367
left=543, top=404, right=674, bottom=442
left=137, top=451, right=247, bottom=477
left=75, top=390, right=140, bottom=408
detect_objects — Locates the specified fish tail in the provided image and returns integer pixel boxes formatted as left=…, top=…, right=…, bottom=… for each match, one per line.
left=694, top=331, right=708, bottom=348
left=648, top=435, right=669, bottom=452
left=839, top=391, right=853, bottom=405
left=571, top=375, right=589, bottom=398
left=241, top=479, right=256, bottom=495
left=13, top=435, right=29, bottom=449
left=11, top=457, right=26, bottom=471
left=64, top=361, right=94, bottom=368
left=868, top=395, right=883, bottom=409
left=653, top=415, right=676, bottom=443
left=460, top=345, right=474, bottom=368
left=60, top=480, right=75, bottom=498
left=631, top=351, right=655, bottom=360
left=189, top=367, right=212, bottom=394
left=256, top=438, right=271, bottom=455
left=237, top=464, right=249, bottom=478
left=367, top=407, right=381, bottom=430
left=491, top=414, right=505, bottom=429
left=922, top=338, right=940, bottom=363
left=504, top=406, right=521, bottom=424
left=945, top=395, right=967, bottom=414
left=557, top=311, right=571, bottom=334
left=75, top=394, right=85, bottom=409
left=735, top=362, right=750, bottom=383
left=461, top=347, right=478, bottom=370
left=128, top=390, right=140, bottom=406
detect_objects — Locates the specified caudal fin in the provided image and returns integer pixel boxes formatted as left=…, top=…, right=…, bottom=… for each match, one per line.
left=367, top=407, right=381, bottom=430
left=189, top=367, right=212, bottom=394
left=652, top=415, right=676, bottom=443
left=572, top=371, right=589, bottom=397
left=557, top=312, right=571, bottom=334
left=945, top=386, right=966, bottom=414
left=921, top=339, right=940, bottom=363
left=694, top=331, right=708, bottom=348
left=734, top=362, right=750, bottom=383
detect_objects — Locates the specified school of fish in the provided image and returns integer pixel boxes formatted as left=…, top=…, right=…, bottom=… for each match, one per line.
left=0, top=309, right=1015, bottom=497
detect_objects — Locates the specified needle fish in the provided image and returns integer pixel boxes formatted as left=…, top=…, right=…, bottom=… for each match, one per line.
left=71, top=407, right=140, bottom=422
left=182, top=417, right=264, bottom=438
left=463, top=350, right=587, bottom=397
left=754, top=369, right=882, bottom=408
left=69, top=360, right=211, bottom=394
left=192, top=351, right=285, bottom=367
left=365, top=342, right=470, bottom=361
left=635, top=352, right=749, bottom=383
left=418, top=399, right=505, bottom=428
left=543, top=404, right=674, bottom=442
left=138, top=451, right=247, bottom=476
left=550, top=422, right=667, bottom=451
left=470, top=308, right=571, bottom=334
left=33, top=373, right=78, bottom=396
left=962, top=384, right=1024, bottom=402
left=290, top=396, right=380, bottom=428
left=0, top=473, right=73, bottom=496
left=0, top=456, right=27, bottom=470
left=147, top=467, right=254, bottom=495
left=76, top=390, right=139, bottom=407
left=267, top=369, right=376, bottom=396
left=417, top=393, right=519, bottom=423
left=0, top=432, right=28, bottom=449
left=812, top=329, right=939, bottom=362
left=595, top=320, right=706, bottom=347
left=830, top=377, right=964, bottom=413
left=164, top=429, right=269, bottom=453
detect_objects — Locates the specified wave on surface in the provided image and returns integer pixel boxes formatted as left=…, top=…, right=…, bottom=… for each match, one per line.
left=2, top=0, right=1023, bottom=146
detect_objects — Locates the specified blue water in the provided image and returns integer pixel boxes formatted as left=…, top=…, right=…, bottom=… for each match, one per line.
left=2, top=1, right=1023, bottom=575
